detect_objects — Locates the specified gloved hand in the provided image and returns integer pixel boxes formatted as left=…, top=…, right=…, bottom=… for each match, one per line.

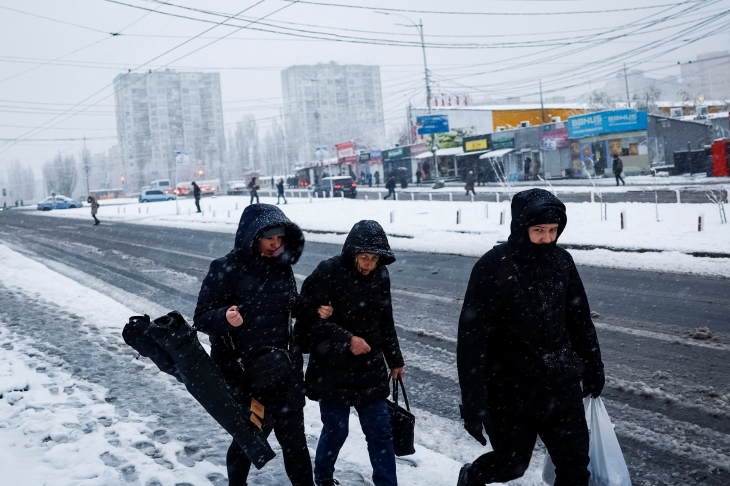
left=582, top=368, right=605, bottom=398
left=464, top=420, right=487, bottom=446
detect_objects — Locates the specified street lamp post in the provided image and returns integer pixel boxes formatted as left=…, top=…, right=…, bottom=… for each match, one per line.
left=377, top=13, right=442, bottom=188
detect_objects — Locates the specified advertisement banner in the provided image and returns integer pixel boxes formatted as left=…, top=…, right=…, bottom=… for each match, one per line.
left=335, top=141, right=355, bottom=158
left=358, top=152, right=371, bottom=162
left=383, top=146, right=411, bottom=161
left=568, top=110, right=647, bottom=138
left=490, top=134, right=515, bottom=150
left=542, top=122, right=569, bottom=150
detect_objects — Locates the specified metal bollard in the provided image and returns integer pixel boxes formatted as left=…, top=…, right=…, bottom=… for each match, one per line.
left=591, top=191, right=595, bottom=203
left=365, top=195, right=369, bottom=201
left=449, top=193, right=453, bottom=202
left=379, top=192, right=382, bottom=200
left=620, top=210, right=627, bottom=229
left=676, top=190, right=681, bottom=203
left=390, top=210, right=394, bottom=223
left=456, top=209, right=461, bottom=224
left=236, top=203, right=239, bottom=210
left=500, top=209, right=506, bottom=225
left=485, top=204, right=489, bottom=218
left=395, top=192, right=399, bottom=201
left=470, top=194, right=474, bottom=203
left=496, top=193, right=500, bottom=203
left=698, top=213, right=705, bottom=232
left=188, top=208, right=191, bottom=216
left=411, top=193, right=415, bottom=201
left=428, top=193, right=432, bottom=201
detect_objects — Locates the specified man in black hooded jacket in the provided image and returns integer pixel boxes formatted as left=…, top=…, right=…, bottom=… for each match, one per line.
left=194, top=204, right=313, bottom=486
left=298, top=220, right=404, bottom=486
left=456, top=189, right=604, bottom=486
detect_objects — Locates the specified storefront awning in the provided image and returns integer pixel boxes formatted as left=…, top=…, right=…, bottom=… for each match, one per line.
left=414, top=151, right=434, bottom=159
left=436, top=146, right=464, bottom=156
left=479, top=148, right=515, bottom=159
left=456, top=149, right=490, bottom=157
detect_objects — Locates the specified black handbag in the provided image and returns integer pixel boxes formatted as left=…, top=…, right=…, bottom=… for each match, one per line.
left=386, top=377, right=416, bottom=457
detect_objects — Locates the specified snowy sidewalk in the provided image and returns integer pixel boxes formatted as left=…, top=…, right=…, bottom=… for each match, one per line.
left=27, top=194, right=730, bottom=278
left=0, top=243, right=551, bottom=485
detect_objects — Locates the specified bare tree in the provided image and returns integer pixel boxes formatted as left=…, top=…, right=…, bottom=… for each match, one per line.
left=43, top=153, right=78, bottom=196
left=5, top=160, right=36, bottom=201
left=588, top=90, right=618, bottom=111
left=633, top=83, right=662, bottom=113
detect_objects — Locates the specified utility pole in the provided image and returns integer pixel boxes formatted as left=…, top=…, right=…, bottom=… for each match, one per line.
left=539, top=79, right=546, bottom=124
left=83, top=135, right=90, bottom=195
left=418, top=19, right=432, bottom=114
left=623, top=64, right=631, bottom=108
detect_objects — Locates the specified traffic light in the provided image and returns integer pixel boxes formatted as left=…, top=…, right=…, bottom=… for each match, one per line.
left=2, top=188, right=6, bottom=197
left=197, top=167, right=204, bottom=177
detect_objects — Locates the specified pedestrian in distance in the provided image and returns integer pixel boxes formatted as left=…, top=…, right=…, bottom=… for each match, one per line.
left=192, top=181, right=202, bottom=213
left=87, top=195, right=100, bottom=225
left=533, top=157, right=541, bottom=181
left=415, top=169, right=422, bottom=187
left=367, top=172, right=373, bottom=187
left=194, top=204, right=332, bottom=486
left=613, top=154, right=625, bottom=186
left=271, top=176, right=275, bottom=189
left=465, top=170, right=476, bottom=197
left=456, top=188, right=605, bottom=486
left=383, top=175, right=396, bottom=200
left=374, top=171, right=380, bottom=187
left=297, top=220, right=405, bottom=486
left=477, top=167, right=486, bottom=187
left=276, top=178, right=288, bottom=205
left=523, top=156, right=532, bottom=181
left=248, top=177, right=260, bottom=205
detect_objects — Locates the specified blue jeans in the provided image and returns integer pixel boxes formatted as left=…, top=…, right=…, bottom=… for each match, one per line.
left=314, top=399, right=397, bottom=486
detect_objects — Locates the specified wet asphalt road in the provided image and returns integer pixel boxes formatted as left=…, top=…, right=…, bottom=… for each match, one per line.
left=1, top=210, right=729, bottom=486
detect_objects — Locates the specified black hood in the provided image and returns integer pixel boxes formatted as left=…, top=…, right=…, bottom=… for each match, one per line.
left=508, top=189, right=567, bottom=258
left=341, top=220, right=395, bottom=266
left=233, top=204, right=304, bottom=264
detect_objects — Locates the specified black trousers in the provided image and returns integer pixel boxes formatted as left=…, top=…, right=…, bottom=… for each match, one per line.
left=384, top=188, right=395, bottom=199
left=614, top=173, right=625, bottom=186
left=195, top=197, right=201, bottom=212
left=227, top=409, right=313, bottom=486
left=470, top=396, right=589, bottom=486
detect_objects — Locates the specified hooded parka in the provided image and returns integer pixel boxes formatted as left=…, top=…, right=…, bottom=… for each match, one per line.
left=194, top=203, right=306, bottom=413
left=457, top=189, right=604, bottom=421
left=299, top=220, right=404, bottom=406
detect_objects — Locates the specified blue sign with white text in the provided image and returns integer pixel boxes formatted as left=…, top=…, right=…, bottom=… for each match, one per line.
left=568, top=110, right=647, bottom=138
left=416, top=114, right=450, bottom=135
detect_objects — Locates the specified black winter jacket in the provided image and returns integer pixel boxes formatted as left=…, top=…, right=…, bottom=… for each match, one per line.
left=457, top=189, right=604, bottom=421
left=299, top=220, right=404, bottom=406
left=613, top=157, right=624, bottom=174
left=194, top=204, right=306, bottom=413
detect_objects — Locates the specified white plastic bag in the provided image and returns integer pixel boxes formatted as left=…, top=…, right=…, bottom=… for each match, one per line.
left=542, top=397, right=631, bottom=486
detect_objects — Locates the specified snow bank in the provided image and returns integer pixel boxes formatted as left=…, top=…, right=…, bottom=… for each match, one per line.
left=30, top=194, right=730, bottom=277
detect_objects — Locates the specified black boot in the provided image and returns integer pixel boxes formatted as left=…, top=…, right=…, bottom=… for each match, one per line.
left=457, top=463, right=476, bottom=486
left=317, top=480, right=339, bottom=486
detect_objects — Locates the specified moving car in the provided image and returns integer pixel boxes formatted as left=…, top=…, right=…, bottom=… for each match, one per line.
left=37, top=196, right=84, bottom=211
left=313, top=176, right=357, bottom=198
left=139, top=189, right=177, bottom=203
left=227, top=182, right=248, bottom=195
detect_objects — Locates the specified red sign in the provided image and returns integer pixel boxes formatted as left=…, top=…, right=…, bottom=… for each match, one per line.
left=335, top=141, right=355, bottom=159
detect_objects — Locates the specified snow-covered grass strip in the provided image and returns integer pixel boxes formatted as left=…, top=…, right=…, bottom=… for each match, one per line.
left=26, top=195, right=730, bottom=277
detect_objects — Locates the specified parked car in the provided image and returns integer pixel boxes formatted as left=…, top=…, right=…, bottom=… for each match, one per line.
left=313, top=176, right=357, bottom=198
left=227, top=182, right=248, bottom=195
left=37, top=196, right=84, bottom=211
left=139, top=189, right=176, bottom=203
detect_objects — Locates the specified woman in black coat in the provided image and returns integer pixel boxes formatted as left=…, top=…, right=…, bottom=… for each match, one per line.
left=298, top=220, right=404, bottom=486
left=194, top=203, right=313, bottom=486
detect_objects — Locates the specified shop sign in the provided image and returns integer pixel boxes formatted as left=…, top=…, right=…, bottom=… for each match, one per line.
left=383, top=146, right=411, bottom=161
left=358, top=152, right=371, bottom=162
left=491, top=135, right=515, bottom=150
left=335, top=141, right=355, bottom=158
left=369, top=150, right=382, bottom=160
left=463, top=135, right=489, bottom=152
left=568, top=109, right=647, bottom=138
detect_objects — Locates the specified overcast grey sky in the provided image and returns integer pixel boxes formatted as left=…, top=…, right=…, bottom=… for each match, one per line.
left=1, top=0, right=728, bottom=170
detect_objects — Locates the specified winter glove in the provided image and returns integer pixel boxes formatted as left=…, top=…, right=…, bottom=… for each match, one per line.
left=463, top=420, right=488, bottom=446
left=582, top=367, right=605, bottom=398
